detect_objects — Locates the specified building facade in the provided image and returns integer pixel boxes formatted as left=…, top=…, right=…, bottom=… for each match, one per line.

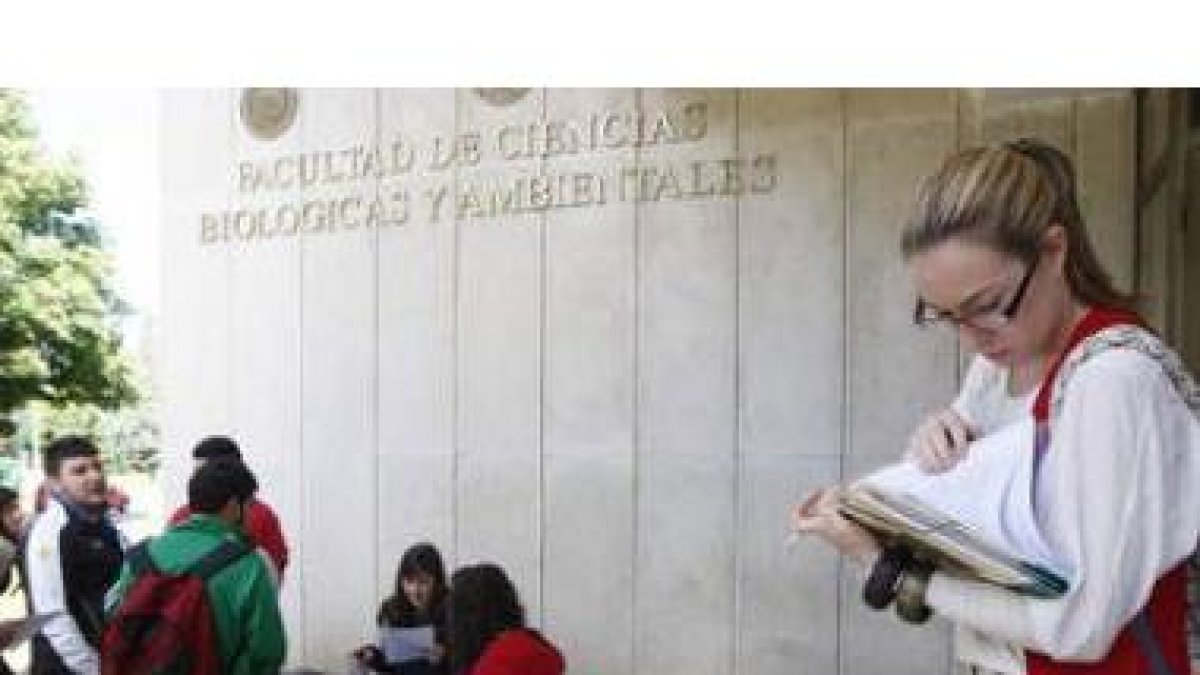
left=158, top=88, right=1199, bottom=674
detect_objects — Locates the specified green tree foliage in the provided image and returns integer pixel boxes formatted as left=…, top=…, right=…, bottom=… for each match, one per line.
left=0, top=89, right=140, bottom=414
left=34, top=402, right=161, bottom=474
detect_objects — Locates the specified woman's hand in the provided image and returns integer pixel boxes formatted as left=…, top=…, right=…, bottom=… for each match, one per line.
left=428, top=642, right=446, bottom=664
left=352, top=644, right=385, bottom=671
left=906, top=407, right=976, bottom=474
left=790, top=485, right=881, bottom=567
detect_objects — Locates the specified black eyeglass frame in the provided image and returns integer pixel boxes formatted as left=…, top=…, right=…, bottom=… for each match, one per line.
left=913, top=255, right=1039, bottom=329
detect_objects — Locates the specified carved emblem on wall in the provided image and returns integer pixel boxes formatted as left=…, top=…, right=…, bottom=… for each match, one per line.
left=473, top=88, right=531, bottom=107
left=240, top=88, right=299, bottom=141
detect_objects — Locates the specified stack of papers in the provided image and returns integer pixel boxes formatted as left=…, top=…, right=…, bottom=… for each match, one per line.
left=838, top=417, right=1068, bottom=598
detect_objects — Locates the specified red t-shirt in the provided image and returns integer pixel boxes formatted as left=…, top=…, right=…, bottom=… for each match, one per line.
left=170, top=497, right=289, bottom=579
left=470, top=629, right=564, bottom=675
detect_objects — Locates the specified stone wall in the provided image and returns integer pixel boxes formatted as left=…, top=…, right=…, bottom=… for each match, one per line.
left=159, top=88, right=1145, bottom=674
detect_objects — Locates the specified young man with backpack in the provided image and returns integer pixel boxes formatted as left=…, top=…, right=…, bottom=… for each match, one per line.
left=169, top=435, right=289, bottom=583
left=103, top=457, right=286, bottom=674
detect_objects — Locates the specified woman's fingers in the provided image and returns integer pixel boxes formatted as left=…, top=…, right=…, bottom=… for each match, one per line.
left=792, top=487, right=849, bottom=532
left=795, top=489, right=823, bottom=517
left=939, top=408, right=972, bottom=456
left=791, top=486, right=880, bottom=564
left=908, top=419, right=946, bottom=472
left=908, top=408, right=976, bottom=474
left=792, top=488, right=834, bottom=531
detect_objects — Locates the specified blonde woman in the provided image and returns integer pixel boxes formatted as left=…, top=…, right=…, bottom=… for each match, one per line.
left=793, top=138, right=1200, bottom=675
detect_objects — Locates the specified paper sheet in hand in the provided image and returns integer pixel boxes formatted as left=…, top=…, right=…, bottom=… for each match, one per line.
left=839, top=417, right=1068, bottom=597
left=379, top=625, right=434, bottom=663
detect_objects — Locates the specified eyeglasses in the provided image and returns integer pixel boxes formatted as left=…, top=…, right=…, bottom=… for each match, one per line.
left=913, top=256, right=1038, bottom=330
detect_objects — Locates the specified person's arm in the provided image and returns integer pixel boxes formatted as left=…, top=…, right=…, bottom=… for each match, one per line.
left=926, top=349, right=1200, bottom=661
left=255, top=548, right=280, bottom=590
left=24, top=511, right=100, bottom=674
left=235, top=554, right=287, bottom=673
left=247, top=500, right=289, bottom=580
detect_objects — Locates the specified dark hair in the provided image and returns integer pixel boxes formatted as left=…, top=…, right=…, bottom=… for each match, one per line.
left=901, top=137, right=1135, bottom=311
left=0, top=486, right=18, bottom=541
left=379, top=542, right=448, bottom=627
left=43, top=435, right=100, bottom=477
left=0, top=486, right=18, bottom=592
left=187, top=457, right=258, bottom=513
left=192, top=435, right=242, bottom=461
left=0, top=487, right=17, bottom=511
left=448, top=563, right=525, bottom=672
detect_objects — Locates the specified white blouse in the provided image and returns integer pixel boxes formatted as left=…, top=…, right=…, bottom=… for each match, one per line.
left=928, top=332, right=1200, bottom=673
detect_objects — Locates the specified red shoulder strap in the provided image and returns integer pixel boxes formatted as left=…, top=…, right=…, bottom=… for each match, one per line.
left=1031, top=306, right=1144, bottom=423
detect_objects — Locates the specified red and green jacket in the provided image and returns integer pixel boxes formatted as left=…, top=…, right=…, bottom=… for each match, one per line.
left=106, top=513, right=287, bottom=675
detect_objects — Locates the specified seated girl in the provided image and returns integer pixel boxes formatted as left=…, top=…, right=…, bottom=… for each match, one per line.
left=353, top=542, right=449, bottom=675
left=448, top=563, right=564, bottom=675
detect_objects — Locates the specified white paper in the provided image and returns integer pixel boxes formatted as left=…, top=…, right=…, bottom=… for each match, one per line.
left=379, top=625, right=434, bottom=664
left=859, top=416, right=1061, bottom=572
